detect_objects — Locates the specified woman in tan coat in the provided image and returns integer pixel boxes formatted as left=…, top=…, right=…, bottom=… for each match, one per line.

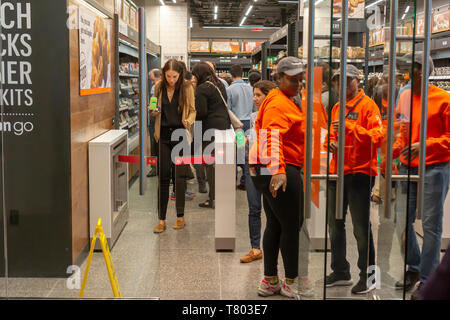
left=150, top=59, right=196, bottom=233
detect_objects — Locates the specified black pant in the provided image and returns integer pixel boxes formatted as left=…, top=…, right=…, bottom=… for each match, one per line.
left=149, top=116, right=158, bottom=171
left=327, top=173, right=376, bottom=280
left=201, top=140, right=215, bottom=202
left=251, top=164, right=304, bottom=279
left=158, top=127, right=189, bottom=220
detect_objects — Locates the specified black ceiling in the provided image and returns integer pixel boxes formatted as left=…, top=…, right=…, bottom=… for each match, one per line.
left=187, top=0, right=299, bottom=28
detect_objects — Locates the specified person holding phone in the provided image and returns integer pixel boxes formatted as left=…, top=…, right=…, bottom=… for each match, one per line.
left=249, top=57, right=306, bottom=299
left=150, top=59, right=196, bottom=233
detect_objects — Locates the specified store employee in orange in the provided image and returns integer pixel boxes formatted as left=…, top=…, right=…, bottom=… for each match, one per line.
left=324, top=64, right=384, bottom=294
left=249, top=57, right=305, bottom=299
left=392, top=52, right=450, bottom=300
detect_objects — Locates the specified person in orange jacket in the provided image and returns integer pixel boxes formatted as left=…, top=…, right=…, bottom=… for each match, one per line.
left=391, top=52, right=450, bottom=300
left=249, top=57, right=306, bottom=299
left=324, top=64, right=384, bottom=294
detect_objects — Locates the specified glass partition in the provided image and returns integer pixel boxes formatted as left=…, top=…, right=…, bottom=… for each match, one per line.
left=300, top=0, right=423, bottom=300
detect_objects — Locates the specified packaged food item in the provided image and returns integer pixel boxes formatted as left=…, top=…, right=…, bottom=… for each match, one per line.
left=332, top=47, right=340, bottom=59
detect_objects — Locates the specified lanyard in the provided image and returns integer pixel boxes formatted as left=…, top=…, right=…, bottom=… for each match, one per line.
left=344, top=93, right=365, bottom=119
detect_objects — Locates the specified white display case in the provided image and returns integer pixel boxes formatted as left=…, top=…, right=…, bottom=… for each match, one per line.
left=89, top=130, right=129, bottom=250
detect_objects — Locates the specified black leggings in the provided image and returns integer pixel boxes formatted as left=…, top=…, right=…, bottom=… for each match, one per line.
left=158, top=127, right=189, bottom=220
left=251, top=164, right=304, bottom=279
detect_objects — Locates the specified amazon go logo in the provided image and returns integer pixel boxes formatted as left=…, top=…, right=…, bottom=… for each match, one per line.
left=0, top=120, right=34, bottom=135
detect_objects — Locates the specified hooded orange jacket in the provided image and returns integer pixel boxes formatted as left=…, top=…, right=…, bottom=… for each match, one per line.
left=249, top=88, right=305, bottom=175
left=393, top=84, right=450, bottom=166
left=325, top=89, right=384, bottom=176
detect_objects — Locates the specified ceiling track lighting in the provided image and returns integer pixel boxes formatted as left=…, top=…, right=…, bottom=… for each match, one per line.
left=366, top=0, right=384, bottom=9
left=159, top=0, right=165, bottom=6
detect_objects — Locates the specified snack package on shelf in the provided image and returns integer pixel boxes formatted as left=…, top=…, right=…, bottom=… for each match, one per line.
left=298, top=46, right=303, bottom=58
left=332, top=47, right=340, bottom=59
left=319, top=46, right=330, bottom=58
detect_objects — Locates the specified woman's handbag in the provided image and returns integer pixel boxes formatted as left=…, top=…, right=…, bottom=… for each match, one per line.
left=206, top=81, right=243, bottom=130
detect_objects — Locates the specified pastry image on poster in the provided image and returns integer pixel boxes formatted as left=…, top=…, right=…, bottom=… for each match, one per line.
left=79, top=8, right=112, bottom=96
left=333, top=0, right=365, bottom=19
left=432, top=9, right=449, bottom=33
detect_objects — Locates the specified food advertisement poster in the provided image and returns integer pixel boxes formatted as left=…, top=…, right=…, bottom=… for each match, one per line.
left=190, top=40, right=211, bottom=52
left=79, top=8, right=112, bottom=96
left=130, top=5, right=137, bottom=29
left=416, top=14, right=424, bottom=36
left=432, top=9, right=449, bottom=33
left=333, top=0, right=365, bottom=19
left=242, top=41, right=264, bottom=53
left=123, top=0, right=130, bottom=24
left=211, top=40, right=240, bottom=53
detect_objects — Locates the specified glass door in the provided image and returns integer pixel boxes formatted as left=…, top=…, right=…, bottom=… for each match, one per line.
left=302, top=0, right=432, bottom=300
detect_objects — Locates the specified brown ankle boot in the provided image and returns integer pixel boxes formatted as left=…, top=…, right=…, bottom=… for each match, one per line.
left=173, top=218, right=186, bottom=230
left=153, top=222, right=166, bottom=233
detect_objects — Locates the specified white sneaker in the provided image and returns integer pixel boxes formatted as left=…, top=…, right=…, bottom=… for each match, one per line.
left=298, top=276, right=315, bottom=298
left=257, top=278, right=281, bottom=297
left=280, top=279, right=301, bottom=300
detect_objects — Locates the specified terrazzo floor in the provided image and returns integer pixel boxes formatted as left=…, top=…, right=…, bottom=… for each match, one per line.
left=0, top=169, right=431, bottom=300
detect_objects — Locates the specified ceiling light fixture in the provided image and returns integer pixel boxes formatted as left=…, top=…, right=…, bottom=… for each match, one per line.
left=159, top=0, right=165, bottom=5
left=245, top=5, right=253, bottom=16
left=240, top=16, right=247, bottom=26
left=190, top=17, right=193, bottom=28
left=214, top=5, right=218, bottom=14
left=172, top=0, right=176, bottom=3
left=405, top=5, right=410, bottom=13
left=401, top=13, right=406, bottom=20
left=366, top=0, right=384, bottom=9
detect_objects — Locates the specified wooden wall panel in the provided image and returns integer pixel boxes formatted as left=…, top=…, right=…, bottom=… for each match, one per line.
left=68, top=0, right=116, bottom=263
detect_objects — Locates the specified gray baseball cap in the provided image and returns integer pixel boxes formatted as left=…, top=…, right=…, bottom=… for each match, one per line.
left=411, top=51, right=434, bottom=76
left=332, top=64, right=361, bottom=80
left=277, top=56, right=305, bottom=76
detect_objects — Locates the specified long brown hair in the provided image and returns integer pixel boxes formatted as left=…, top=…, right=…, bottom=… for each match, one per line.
left=159, top=59, right=192, bottom=113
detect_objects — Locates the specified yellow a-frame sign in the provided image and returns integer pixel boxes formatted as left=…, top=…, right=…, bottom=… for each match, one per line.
left=80, top=218, right=122, bottom=298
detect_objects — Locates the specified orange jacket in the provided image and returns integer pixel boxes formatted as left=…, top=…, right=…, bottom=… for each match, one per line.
left=249, top=88, right=305, bottom=175
left=393, top=85, right=450, bottom=166
left=325, top=89, right=384, bottom=176
left=380, top=98, right=400, bottom=175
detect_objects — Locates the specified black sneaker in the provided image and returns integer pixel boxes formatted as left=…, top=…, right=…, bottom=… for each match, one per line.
left=410, top=282, right=423, bottom=300
left=351, top=278, right=376, bottom=294
left=395, top=270, right=420, bottom=291
left=147, top=168, right=157, bottom=177
left=325, top=272, right=353, bottom=287
left=198, top=182, right=208, bottom=194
